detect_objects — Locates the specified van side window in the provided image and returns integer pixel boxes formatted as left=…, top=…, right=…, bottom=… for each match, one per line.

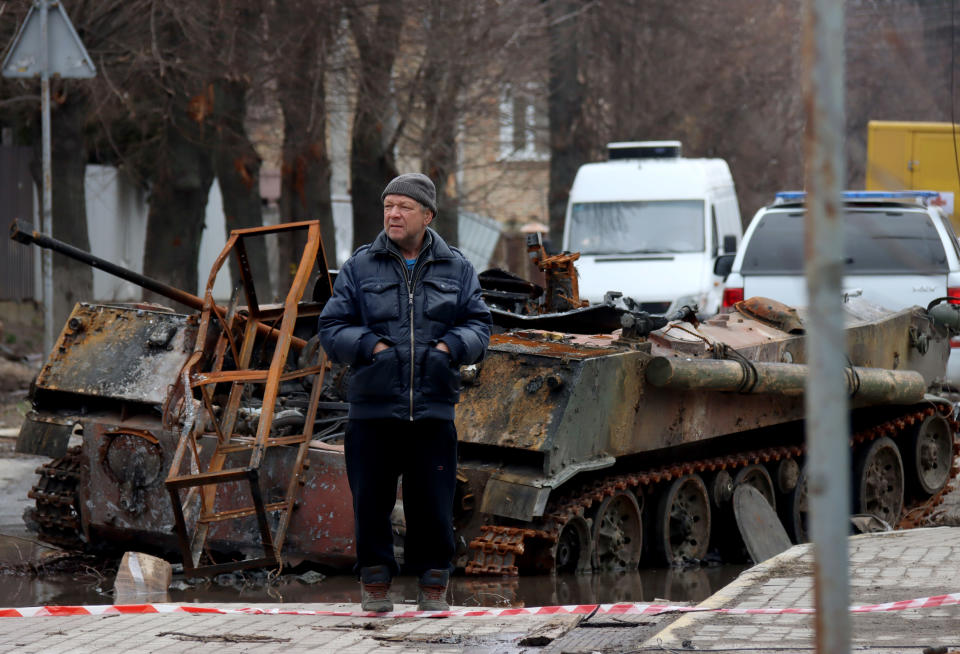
left=711, top=206, right=720, bottom=258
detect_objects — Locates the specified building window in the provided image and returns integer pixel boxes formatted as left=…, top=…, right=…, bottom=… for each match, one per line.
left=499, top=83, right=548, bottom=162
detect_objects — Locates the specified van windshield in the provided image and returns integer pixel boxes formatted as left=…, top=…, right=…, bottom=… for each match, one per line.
left=741, top=209, right=948, bottom=274
left=567, top=200, right=705, bottom=255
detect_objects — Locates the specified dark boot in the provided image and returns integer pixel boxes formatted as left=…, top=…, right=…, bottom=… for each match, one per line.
left=416, top=568, right=450, bottom=611
left=359, top=565, right=393, bottom=612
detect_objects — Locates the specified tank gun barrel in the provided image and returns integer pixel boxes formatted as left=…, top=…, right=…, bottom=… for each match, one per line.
left=10, top=218, right=204, bottom=311
left=10, top=219, right=306, bottom=349
left=645, top=356, right=926, bottom=404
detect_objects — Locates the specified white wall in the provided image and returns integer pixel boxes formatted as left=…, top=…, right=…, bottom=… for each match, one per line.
left=84, top=165, right=232, bottom=303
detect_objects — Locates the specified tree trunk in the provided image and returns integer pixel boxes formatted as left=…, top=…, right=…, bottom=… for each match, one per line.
left=349, top=1, right=403, bottom=250
left=275, top=35, right=334, bottom=292
left=420, top=0, right=460, bottom=247
left=423, top=119, right=459, bottom=247
left=211, top=78, right=271, bottom=302
left=543, top=0, right=592, bottom=246
left=142, top=105, right=215, bottom=307
left=31, top=92, right=93, bottom=333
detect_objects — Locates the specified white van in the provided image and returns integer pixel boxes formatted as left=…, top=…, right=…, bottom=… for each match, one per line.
left=562, top=141, right=742, bottom=316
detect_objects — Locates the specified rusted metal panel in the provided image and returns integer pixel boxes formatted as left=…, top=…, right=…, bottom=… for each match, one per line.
left=35, top=304, right=195, bottom=404
left=75, top=416, right=355, bottom=567
left=456, top=351, right=569, bottom=451
left=285, top=446, right=355, bottom=567
left=16, top=412, right=73, bottom=457
left=79, top=416, right=180, bottom=550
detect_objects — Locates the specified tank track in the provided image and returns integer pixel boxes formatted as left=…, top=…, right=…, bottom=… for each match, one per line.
left=466, top=404, right=959, bottom=575
left=24, top=446, right=87, bottom=551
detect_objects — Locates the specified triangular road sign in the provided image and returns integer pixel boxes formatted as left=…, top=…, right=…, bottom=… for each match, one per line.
left=2, top=1, right=96, bottom=79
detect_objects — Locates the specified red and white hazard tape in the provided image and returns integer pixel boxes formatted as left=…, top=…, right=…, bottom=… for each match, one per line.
left=1, top=592, right=959, bottom=619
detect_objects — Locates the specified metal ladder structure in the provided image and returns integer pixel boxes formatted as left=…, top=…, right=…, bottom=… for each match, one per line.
left=164, top=220, right=332, bottom=576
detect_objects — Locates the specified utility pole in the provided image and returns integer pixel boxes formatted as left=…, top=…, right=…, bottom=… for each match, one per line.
left=802, top=1, right=849, bottom=653
left=2, top=0, right=96, bottom=354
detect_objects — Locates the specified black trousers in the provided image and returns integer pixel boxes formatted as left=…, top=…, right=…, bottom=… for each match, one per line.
left=344, top=418, right=458, bottom=578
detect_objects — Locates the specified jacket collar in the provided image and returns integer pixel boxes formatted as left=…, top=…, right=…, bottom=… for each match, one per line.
left=369, top=227, right=454, bottom=262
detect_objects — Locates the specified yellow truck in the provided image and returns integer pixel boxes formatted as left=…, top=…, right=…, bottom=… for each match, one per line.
left=866, top=120, right=960, bottom=226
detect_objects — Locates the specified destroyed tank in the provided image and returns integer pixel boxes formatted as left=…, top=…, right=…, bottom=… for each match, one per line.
left=11, top=222, right=960, bottom=577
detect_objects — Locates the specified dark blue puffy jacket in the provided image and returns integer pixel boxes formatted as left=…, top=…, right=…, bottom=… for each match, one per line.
left=317, top=228, right=492, bottom=421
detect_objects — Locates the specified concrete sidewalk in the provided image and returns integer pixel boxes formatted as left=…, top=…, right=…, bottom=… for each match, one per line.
left=0, top=526, right=958, bottom=652
left=0, top=600, right=674, bottom=653
left=644, top=526, right=960, bottom=653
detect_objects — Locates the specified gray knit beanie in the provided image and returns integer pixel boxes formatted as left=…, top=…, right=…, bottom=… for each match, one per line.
left=381, top=173, right=437, bottom=215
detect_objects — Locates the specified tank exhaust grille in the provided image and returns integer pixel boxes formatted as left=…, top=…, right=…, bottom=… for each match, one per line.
left=607, top=141, right=682, bottom=160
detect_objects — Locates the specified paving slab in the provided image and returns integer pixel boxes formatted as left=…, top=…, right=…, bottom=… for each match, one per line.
left=0, top=602, right=592, bottom=653
left=643, top=526, right=960, bottom=653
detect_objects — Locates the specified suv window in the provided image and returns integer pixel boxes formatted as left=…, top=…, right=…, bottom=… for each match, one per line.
left=741, top=209, right=948, bottom=275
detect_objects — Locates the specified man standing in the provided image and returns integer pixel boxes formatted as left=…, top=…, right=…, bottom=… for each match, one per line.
left=318, top=173, right=492, bottom=612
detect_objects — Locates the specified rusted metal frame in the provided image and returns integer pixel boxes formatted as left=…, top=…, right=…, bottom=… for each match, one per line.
left=197, top=501, right=288, bottom=524
left=166, top=482, right=196, bottom=572
left=193, top=329, right=235, bottom=525
left=190, top=364, right=325, bottom=386
left=231, top=235, right=260, bottom=317
left=240, top=222, right=321, bottom=561
left=166, top=467, right=253, bottom=488
left=202, top=233, right=239, bottom=311
left=166, top=220, right=323, bottom=574
left=212, top=316, right=262, bottom=452
left=272, top=352, right=328, bottom=555
left=249, top=222, right=320, bottom=471
left=198, top=384, right=227, bottom=444
left=246, top=467, right=279, bottom=566
left=166, top=353, right=205, bottom=477
left=257, top=303, right=325, bottom=320
left=802, top=1, right=849, bottom=652
left=208, top=299, right=242, bottom=369
left=198, top=230, right=307, bottom=349
left=166, top=469, right=280, bottom=574
left=216, top=434, right=313, bottom=454
left=189, top=246, right=262, bottom=534
left=229, top=219, right=320, bottom=236
left=202, top=233, right=244, bottom=365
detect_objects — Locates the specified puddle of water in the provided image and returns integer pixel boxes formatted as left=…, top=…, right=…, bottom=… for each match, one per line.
left=0, top=535, right=749, bottom=608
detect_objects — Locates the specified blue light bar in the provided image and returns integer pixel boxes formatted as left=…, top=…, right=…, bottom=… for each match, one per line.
left=774, top=190, right=942, bottom=204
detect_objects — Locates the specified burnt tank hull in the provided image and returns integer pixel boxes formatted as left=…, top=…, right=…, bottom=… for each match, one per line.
left=19, top=296, right=959, bottom=574
left=452, top=298, right=958, bottom=573
left=13, top=214, right=959, bottom=575
left=20, top=303, right=357, bottom=569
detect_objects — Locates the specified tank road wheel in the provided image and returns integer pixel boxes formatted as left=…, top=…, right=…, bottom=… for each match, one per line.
left=709, top=464, right=777, bottom=563
left=782, top=465, right=810, bottom=543
left=554, top=515, right=592, bottom=574
left=733, top=464, right=776, bottom=510
left=655, top=474, right=711, bottom=565
left=853, top=436, right=904, bottom=526
left=903, top=414, right=954, bottom=497
left=591, top=491, right=643, bottom=571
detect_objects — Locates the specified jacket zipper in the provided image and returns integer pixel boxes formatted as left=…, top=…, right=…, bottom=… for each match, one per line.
left=392, top=252, right=430, bottom=421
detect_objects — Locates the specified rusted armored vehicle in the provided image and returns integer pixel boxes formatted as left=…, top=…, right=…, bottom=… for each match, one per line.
left=11, top=221, right=960, bottom=577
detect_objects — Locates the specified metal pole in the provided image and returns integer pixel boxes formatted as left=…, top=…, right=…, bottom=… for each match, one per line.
left=39, top=0, right=54, bottom=356
left=802, top=1, right=849, bottom=653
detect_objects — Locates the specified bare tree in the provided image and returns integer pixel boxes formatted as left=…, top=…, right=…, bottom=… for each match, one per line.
left=542, top=0, right=594, bottom=242
left=210, top=2, right=270, bottom=296
left=347, top=0, right=403, bottom=249
left=1, top=1, right=156, bottom=327
left=269, top=0, right=339, bottom=290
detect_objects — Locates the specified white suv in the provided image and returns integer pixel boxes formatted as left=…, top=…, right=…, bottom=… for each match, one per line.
left=718, top=191, right=960, bottom=385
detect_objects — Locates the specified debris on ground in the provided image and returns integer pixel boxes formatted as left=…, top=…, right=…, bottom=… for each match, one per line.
left=156, top=632, right=291, bottom=644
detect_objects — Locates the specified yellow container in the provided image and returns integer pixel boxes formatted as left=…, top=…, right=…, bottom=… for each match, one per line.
left=866, top=120, right=960, bottom=225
